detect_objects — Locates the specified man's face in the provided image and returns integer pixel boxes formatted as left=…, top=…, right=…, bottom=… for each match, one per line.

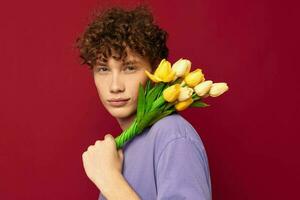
left=93, top=47, right=153, bottom=120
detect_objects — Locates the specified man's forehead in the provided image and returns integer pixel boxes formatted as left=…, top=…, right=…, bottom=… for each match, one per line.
left=96, top=46, right=145, bottom=65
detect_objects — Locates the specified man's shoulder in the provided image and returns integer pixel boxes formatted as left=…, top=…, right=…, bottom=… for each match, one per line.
left=151, top=112, right=188, bottom=137
left=148, top=113, right=208, bottom=175
left=148, top=112, right=204, bottom=147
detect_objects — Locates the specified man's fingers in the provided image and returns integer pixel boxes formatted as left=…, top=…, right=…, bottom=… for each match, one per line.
left=82, top=151, right=88, bottom=160
left=82, top=151, right=88, bottom=168
left=104, top=134, right=117, bottom=149
left=104, top=134, right=114, bottom=140
left=104, top=134, right=116, bottom=144
left=87, top=145, right=93, bottom=152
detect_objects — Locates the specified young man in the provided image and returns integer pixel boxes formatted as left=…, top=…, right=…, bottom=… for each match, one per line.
left=76, top=5, right=212, bottom=200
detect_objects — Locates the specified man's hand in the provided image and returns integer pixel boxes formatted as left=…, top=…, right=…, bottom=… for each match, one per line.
left=82, top=134, right=124, bottom=191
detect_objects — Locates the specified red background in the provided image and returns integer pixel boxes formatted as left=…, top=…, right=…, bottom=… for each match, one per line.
left=1, top=0, right=299, bottom=199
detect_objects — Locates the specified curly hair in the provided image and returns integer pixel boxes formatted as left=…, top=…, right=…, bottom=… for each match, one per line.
left=75, top=5, right=169, bottom=70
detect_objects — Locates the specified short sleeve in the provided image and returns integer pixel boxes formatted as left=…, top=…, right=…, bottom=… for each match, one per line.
left=156, top=137, right=211, bottom=200
left=98, top=193, right=105, bottom=200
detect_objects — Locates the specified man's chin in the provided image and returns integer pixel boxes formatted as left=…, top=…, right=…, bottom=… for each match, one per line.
left=108, top=107, right=134, bottom=119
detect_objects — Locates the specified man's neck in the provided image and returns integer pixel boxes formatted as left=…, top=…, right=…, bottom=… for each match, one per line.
left=117, top=113, right=136, bottom=131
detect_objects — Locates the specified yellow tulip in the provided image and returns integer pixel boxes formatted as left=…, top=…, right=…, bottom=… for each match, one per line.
left=162, top=84, right=181, bottom=102
left=209, top=82, right=229, bottom=97
left=145, top=59, right=176, bottom=83
left=178, top=86, right=194, bottom=101
left=175, top=97, right=194, bottom=111
left=171, top=58, right=191, bottom=79
left=194, top=80, right=213, bottom=97
left=184, top=69, right=205, bottom=87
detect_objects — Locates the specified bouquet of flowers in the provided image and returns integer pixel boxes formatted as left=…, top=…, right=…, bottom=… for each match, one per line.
left=114, top=58, right=229, bottom=149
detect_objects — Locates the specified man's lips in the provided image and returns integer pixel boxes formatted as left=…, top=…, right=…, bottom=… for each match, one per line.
left=107, top=98, right=130, bottom=107
left=107, top=98, right=130, bottom=102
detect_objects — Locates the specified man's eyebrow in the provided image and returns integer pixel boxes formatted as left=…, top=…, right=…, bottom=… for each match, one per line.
left=97, top=60, right=139, bottom=66
left=123, top=60, right=138, bottom=65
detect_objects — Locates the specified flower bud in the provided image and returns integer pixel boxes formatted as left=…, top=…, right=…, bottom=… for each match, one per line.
left=175, top=97, right=194, bottom=111
left=163, top=84, right=181, bottom=102
left=194, top=80, right=213, bottom=97
left=184, top=69, right=205, bottom=87
left=209, top=82, right=229, bottom=97
left=171, top=58, right=191, bottom=78
left=145, top=59, right=176, bottom=83
left=178, top=86, right=194, bottom=101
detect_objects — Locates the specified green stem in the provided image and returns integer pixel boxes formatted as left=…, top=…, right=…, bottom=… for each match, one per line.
left=165, top=100, right=177, bottom=110
left=115, top=117, right=139, bottom=149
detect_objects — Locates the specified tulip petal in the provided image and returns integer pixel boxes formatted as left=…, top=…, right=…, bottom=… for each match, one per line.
left=178, top=86, right=194, bottom=101
left=209, top=82, right=229, bottom=97
left=162, top=70, right=176, bottom=82
left=194, top=80, right=213, bottom=97
left=183, top=60, right=191, bottom=77
left=154, top=59, right=172, bottom=79
left=175, top=97, right=194, bottom=111
left=184, top=69, right=204, bottom=87
left=172, top=58, right=192, bottom=78
left=163, top=84, right=181, bottom=102
left=145, top=70, right=162, bottom=83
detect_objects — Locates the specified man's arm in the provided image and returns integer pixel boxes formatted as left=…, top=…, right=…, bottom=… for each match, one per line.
left=99, top=172, right=141, bottom=200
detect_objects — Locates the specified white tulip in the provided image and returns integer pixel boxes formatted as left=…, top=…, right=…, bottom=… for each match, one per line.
left=194, top=80, right=213, bottom=97
left=178, top=86, right=194, bottom=101
left=209, top=82, right=229, bottom=97
left=171, top=58, right=191, bottom=78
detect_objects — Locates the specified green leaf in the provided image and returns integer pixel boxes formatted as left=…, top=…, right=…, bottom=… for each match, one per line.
left=144, top=80, right=151, bottom=111
left=154, top=83, right=166, bottom=101
left=151, top=95, right=166, bottom=110
left=145, top=82, right=165, bottom=112
left=137, top=109, right=160, bottom=130
left=190, top=100, right=210, bottom=107
left=149, top=109, right=175, bottom=126
left=156, top=82, right=169, bottom=98
left=145, top=79, right=152, bottom=96
left=137, top=83, right=146, bottom=121
left=145, top=84, right=156, bottom=102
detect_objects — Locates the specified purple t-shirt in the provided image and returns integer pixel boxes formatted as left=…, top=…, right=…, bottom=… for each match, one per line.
left=99, top=113, right=212, bottom=200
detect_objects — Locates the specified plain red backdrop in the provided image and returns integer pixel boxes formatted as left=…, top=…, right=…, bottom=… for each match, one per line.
left=1, top=0, right=299, bottom=199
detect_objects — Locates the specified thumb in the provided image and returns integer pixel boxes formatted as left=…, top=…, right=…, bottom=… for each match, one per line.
left=118, top=149, right=124, bottom=161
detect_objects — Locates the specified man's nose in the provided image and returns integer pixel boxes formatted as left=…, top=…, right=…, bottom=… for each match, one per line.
left=109, top=72, right=125, bottom=93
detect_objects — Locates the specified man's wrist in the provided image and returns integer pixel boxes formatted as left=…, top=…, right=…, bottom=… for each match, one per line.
left=99, top=171, right=123, bottom=196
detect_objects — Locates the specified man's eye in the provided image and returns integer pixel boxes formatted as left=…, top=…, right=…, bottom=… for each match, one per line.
left=97, top=67, right=109, bottom=72
left=124, top=66, right=136, bottom=72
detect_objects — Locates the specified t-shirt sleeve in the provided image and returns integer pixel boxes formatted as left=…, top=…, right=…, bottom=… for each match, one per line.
left=156, top=136, right=212, bottom=200
left=98, top=193, right=106, bottom=200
